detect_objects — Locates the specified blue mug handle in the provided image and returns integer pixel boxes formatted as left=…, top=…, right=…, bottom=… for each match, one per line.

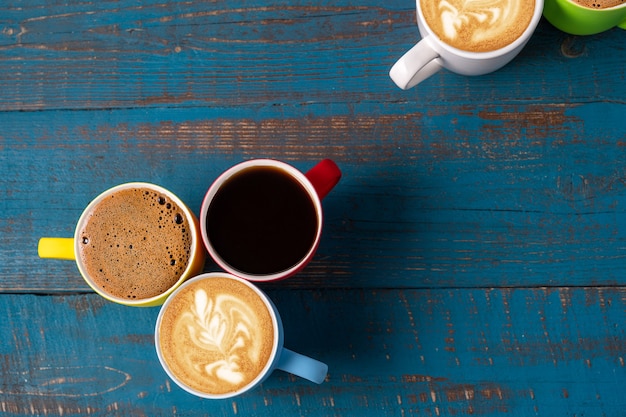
left=277, top=348, right=328, bottom=384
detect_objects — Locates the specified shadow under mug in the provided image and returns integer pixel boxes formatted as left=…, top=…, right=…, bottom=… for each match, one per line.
left=543, top=0, right=626, bottom=35
left=200, top=159, right=341, bottom=282
left=389, top=0, right=544, bottom=89
left=154, top=272, right=328, bottom=399
left=38, top=182, right=206, bottom=307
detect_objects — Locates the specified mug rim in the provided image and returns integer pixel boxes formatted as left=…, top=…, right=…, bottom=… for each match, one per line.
left=200, top=159, right=324, bottom=282
left=154, top=272, right=282, bottom=399
left=415, top=0, right=544, bottom=58
left=73, top=182, right=202, bottom=306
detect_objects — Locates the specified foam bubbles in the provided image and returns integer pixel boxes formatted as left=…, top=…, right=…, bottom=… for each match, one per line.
left=572, top=0, right=624, bottom=7
left=78, top=188, right=193, bottom=300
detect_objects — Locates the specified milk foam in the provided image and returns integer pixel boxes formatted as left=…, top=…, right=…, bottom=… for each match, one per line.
left=158, top=278, right=275, bottom=395
left=182, top=289, right=262, bottom=386
left=423, top=0, right=534, bottom=52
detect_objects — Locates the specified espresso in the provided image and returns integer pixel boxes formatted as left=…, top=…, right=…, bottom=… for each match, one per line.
left=157, top=277, right=275, bottom=395
left=206, top=166, right=318, bottom=275
left=78, top=187, right=192, bottom=300
left=571, top=0, right=624, bottom=8
left=421, top=0, right=536, bottom=52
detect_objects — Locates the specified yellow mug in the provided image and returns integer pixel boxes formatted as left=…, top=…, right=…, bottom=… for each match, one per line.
left=39, top=183, right=206, bottom=307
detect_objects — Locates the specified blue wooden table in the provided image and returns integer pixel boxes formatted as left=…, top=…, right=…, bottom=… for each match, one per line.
left=1, top=0, right=626, bottom=415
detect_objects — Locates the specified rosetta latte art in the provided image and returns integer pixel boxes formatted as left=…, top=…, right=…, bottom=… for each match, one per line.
left=422, top=0, right=534, bottom=52
left=439, top=0, right=510, bottom=40
left=158, top=277, right=274, bottom=395
left=181, top=289, right=262, bottom=386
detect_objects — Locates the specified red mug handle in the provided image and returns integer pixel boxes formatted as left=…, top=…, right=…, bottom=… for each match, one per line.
left=305, top=159, right=342, bottom=200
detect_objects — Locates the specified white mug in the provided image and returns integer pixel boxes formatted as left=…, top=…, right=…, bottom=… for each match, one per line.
left=155, top=273, right=328, bottom=399
left=389, top=0, right=544, bottom=90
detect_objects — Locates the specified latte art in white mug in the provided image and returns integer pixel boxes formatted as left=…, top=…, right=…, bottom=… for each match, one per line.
left=421, top=0, right=536, bottom=52
left=158, top=277, right=275, bottom=395
left=185, top=290, right=262, bottom=385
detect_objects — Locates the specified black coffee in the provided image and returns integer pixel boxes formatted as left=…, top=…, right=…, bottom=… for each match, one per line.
left=206, top=166, right=318, bottom=275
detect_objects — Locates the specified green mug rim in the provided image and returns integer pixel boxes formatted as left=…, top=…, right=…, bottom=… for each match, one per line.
left=543, top=0, right=626, bottom=35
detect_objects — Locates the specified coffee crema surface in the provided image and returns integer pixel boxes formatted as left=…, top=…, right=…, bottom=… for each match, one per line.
left=158, top=277, right=275, bottom=395
left=78, top=188, right=192, bottom=300
left=421, top=0, right=536, bottom=52
left=571, top=0, right=624, bottom=8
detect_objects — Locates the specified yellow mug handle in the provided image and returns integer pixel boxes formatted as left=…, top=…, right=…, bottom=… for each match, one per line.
left=38, top=238, right=76, bottom=260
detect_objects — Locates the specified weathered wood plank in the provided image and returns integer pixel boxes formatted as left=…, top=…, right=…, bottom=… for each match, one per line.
left=2, top=0, right=625, bottom=415
left=2, top=0, right=625, bottom=292
left=2, top=99, right=626, bottom=291
left=0, top=0, right=624, bottom=111
left=2, top=3, right=625, bottom=292
left=1, top=289, right=625, bottom=416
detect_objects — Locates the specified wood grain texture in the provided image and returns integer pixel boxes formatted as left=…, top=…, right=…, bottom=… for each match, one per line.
left=2, top=100, right=626, bottom=290
left=1, top=290, right=625, bottom=416
left=1, top=0, right=626, bottom=415
left=0, top=1, right=624, bottom=111
left=1, top=1, right=625, bottom=290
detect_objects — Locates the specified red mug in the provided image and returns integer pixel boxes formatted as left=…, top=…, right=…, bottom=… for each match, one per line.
left=200, top=159, right=341, bottom=282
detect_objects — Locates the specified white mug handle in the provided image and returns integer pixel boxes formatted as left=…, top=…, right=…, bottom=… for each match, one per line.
left=389, top=38, right=443, bottom=90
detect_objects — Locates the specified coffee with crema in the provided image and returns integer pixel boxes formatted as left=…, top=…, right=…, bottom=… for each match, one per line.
left=421, top=0, right=536, bottom=52
left=78, top=187, right=192, bottom=300
left=571, top=0, right=624, bottom=8
left=157, top=277, right=275, bottom=395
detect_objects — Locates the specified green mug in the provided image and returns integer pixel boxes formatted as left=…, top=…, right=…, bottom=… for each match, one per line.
left=543, top=0, right=626, bottom=34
